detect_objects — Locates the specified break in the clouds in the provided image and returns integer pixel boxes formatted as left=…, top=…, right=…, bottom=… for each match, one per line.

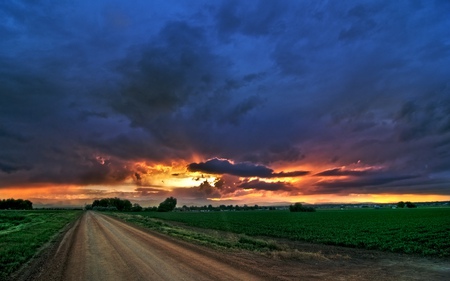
left=1, top=0, right=450, bottom=204
left=187, top=158, right=309, bottom=178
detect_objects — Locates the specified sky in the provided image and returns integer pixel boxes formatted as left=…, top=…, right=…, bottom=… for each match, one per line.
left=1, top=0, right=450, bottom=207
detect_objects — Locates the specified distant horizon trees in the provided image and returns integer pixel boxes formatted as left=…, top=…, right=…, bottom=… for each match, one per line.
left=397, top=201, right=417, bottom=208
left=289, top=203, right=316, bottom=212
left=0, top=198, right=33, bottom=210
left=85, top=197, right=177, bottom=212
left=86, top=197, right=133, bottom=211
left=179, top=204, right=264, bottom=212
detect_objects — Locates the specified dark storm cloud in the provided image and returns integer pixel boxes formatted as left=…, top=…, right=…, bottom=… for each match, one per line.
left=113, top=21, right=218, bottom=121
left=0, top=162, right=31, bottom=174
left=315, top=168, right=372, bottom=177
left=395, top=96, right=450, bottom=142
left=187, top=158, right=272, bottom=177
left=308, top=174, right=450, bottom=196
left=215, top=0, right=287, bottom=39
left=1, top=0, right=450, bottom=200
left=0, top=127, right=31, bottom=143
left=237, top=179, right=293, bottom=192
left=21, top=154, right=136, bottom=186
left=316, top=175, right=420, bottom=189
left=242, top=143, right=305, bottom=165
left=109, top=18, right=268, bottom=154
left=187, top=158, right=309, bottom=178
left=338, top=4, right=379, bottom=41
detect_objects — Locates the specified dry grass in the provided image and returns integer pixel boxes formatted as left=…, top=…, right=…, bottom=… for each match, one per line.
left=268, top=249, right=330, bottom=261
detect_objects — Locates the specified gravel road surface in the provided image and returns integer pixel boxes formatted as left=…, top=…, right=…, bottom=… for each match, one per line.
left=33, top=211, right=265, bottom=281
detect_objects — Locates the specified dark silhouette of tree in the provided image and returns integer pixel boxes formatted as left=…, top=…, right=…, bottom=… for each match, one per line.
left=289, top=203, right=315, bottom=212
left=405, top=201, right=417, bottom=208
left=174, top=204, right=265, bottom=212
left=397, top=201, right=405, bottom=208
left=0, top=198, right=33, bottom=210
left=91, top=197, right=132, bottom=211
left=131, top=203, right=143, bottom=212
left=157, top=197, right=177, bottom=212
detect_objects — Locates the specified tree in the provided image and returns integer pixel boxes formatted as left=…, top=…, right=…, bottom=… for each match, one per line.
left=131, top=203, right=143, bottom=212
left=405, top=201, right=417, bottom=208
left=397, top=201, right=405, bottom=208
left=144, top=206, right=158, bottom=212
left=91, top=197, right=132, bottom=211
left=157, top=197, right=177, bottom=212
left=289, top=203, right=315, bottom=212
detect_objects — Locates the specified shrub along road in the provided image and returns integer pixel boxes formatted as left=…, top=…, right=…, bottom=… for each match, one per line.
left=14, top=211, right=450, bottom=281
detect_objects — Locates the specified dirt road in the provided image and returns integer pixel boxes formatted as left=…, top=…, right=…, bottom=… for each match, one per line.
left=16, top=211, right=450, bottom=281
left=31, top=211, right=267, bottom=281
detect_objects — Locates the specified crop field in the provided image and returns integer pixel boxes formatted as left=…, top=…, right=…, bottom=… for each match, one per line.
left=0, top=210, right=82, bottom=280
left=134, top=207, right=450, bottom=257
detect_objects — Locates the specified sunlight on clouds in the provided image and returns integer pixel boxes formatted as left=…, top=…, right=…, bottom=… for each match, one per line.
left=133, top=160, right=218, bottom=189
left=163, top=175, right=217, bottom=189
left=2, top=160, right=449, bottom=207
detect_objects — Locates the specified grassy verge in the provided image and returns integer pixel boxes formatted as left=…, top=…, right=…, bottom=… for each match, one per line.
left=106, top=212, right=332, bottom=261
left=107, top=212, right=283, bottom=251
left=0, top=210, right=82, bottom=280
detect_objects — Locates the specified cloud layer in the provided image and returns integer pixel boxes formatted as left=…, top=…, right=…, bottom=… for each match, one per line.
left=1, top=0, right=450, bottom=203
left=187, top=158, right=309, bottom=178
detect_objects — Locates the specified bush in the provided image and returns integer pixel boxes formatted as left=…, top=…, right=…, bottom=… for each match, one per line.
left=405, top=201, right=417, bottom=208
left=289, top=203, right=315, bottom=212
left=131, top=203, right=143, bottom=212
left=157, top=197, right=177, bottom=212
left=397, top=201, right=405, bottom=208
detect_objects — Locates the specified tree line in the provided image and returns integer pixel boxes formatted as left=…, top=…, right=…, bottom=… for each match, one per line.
left=85, top=197, right=317, bottom=213
left=85, top=197, right=177, bottom=212
left=178, top=204, right=315, bottom=212
left=397, top=201, right=417, bottom=208
left=179, top=204, right=265, bottom=212
left=0, top=198, right=33, bottom=210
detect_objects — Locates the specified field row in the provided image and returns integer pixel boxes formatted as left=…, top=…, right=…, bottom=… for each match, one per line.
left=135, top=208, right=450, bottom=257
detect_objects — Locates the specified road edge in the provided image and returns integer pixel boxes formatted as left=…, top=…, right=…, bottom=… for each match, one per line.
left=99, top=212, right=280, bottom=280
left=10, top=211, right=84, bottom=281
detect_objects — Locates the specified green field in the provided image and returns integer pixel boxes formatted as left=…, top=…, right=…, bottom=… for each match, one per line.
left=0, top=210, right=82, bottom=280
left=129, top=208, right=450, bottom=257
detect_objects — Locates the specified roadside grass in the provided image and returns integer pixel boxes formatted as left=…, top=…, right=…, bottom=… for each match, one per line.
left=0, top=210, right=82, bottom=280
left=106, top=212, right=328, bottom=260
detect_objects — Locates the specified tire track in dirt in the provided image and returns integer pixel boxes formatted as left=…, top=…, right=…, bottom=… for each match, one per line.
left=31, top=211, right=266, bottom=281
